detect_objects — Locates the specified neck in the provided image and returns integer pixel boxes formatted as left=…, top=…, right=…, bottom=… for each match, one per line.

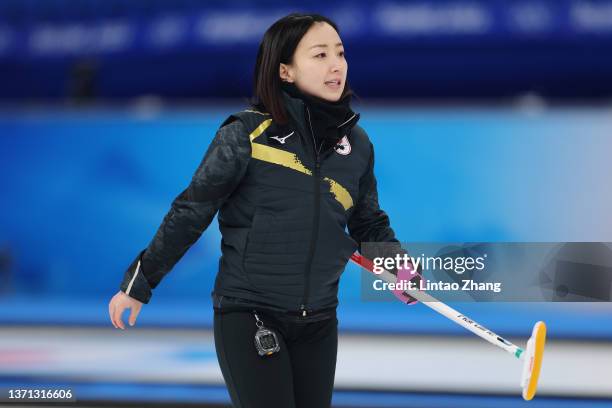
left=280, top=81, right=356, bottom=152
left=281, top=81, right=352, bottom=128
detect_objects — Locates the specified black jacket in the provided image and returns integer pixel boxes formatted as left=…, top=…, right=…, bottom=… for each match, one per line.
left=119, top=89, right=402, bottom=317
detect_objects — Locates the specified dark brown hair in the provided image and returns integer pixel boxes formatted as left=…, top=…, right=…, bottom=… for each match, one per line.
left=251, top=13, right=353, bottom=124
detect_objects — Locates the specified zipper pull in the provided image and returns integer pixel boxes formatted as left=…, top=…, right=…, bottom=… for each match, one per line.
left=300, top=304, right=307, bottom=317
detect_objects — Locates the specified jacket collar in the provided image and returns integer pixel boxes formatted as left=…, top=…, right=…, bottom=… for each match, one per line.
left=280, top=89, right=361, bottom=141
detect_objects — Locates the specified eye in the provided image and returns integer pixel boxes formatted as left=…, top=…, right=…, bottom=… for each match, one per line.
left=315, top=52, right=326, bottom=58
left=339, top=51, right=345, bottom=57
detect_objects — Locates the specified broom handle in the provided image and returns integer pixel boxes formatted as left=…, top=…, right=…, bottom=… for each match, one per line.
left=350, top=252, right=525, bottom=360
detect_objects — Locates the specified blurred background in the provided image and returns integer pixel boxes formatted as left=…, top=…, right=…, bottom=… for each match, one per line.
left=1, top=0, right=612, bottom=407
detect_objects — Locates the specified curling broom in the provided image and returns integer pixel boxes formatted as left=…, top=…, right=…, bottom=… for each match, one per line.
left=350, top=252, right=546, bottom=401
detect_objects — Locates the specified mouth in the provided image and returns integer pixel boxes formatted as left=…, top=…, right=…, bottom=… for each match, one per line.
left=324, top=79, right=342, bottom=90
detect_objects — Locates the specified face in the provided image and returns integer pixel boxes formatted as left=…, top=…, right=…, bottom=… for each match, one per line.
left=279, top=22, right=347, bottom=102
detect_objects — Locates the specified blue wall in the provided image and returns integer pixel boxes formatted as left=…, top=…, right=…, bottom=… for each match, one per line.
left=2, top=107, right=611, bottom=304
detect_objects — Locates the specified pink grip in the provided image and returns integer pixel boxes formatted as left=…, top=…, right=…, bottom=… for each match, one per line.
left=392, top=262, right=422, bottom=305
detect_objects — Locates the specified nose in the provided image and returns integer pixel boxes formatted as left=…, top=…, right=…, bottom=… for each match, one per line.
left=328, top=54, right=346, bottom=84
left=330, top=57, right=343, bottom=73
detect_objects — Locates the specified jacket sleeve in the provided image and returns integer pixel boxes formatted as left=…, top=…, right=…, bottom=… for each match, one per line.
left=119, top=118, right=251, bottom=303
left=347, top=141, right=406, bottom=273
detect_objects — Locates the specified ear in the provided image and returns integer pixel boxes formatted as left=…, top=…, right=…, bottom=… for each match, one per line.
left=279, top=63, right=294, bottom=83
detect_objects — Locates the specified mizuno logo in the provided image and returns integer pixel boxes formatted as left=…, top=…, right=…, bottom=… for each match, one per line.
left=270, top=131, right=294, bottom=144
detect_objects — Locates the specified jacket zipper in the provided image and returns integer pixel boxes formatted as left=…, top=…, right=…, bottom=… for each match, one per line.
left=300, top=106, right=322, bottom=317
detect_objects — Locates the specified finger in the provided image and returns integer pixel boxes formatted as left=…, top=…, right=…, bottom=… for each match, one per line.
left=113, top=305, right=126, bottom=330
left=108, top=299, right=118, bottom=329
left=128, top=305, right=140, bottom=326
left=393, top=288, right=415, bottom=304
left=109, top=300, right=118, bottom=329
left=402, top=291, right=419, bottom=305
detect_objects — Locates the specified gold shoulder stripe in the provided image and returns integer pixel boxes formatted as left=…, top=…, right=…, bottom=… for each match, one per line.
left=249, top=119, right=273, bottom=142
left=251, top=143, right=312, bottom=176
left=323, top=177, right=354, bottom=210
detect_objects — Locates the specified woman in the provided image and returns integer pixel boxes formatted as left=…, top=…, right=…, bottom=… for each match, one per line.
left=109, top=13, right=418, bottom=408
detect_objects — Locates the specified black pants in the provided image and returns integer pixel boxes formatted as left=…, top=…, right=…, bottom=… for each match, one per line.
left=213, top=308, right=338, bottom=408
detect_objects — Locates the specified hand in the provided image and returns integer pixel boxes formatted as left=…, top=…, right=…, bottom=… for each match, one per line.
left=109, top=290, right=143, bottom=329
left=392, top=262, right=422, bottom=305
